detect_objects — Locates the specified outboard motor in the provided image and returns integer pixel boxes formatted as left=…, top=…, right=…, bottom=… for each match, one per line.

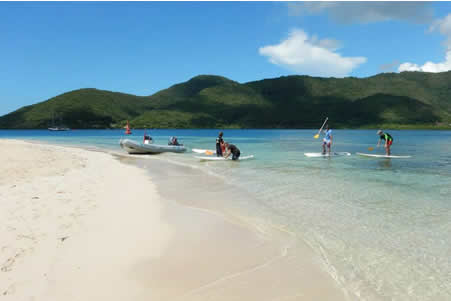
left=143, top=135, right=153, bottom=144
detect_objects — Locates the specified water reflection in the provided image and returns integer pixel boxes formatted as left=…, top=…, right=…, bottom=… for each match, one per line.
left=378, top=158, right=392, bottom=169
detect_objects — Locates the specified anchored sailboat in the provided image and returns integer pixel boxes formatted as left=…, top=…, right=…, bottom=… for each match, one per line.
left=48, top=112, right=70, bottom=131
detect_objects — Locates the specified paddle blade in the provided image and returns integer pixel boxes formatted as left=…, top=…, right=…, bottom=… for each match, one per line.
left=205, top=150, right=214, bottom=155
left=313, top=134, right=319, bottom=139
left=368, top=147, right=374, bottom=151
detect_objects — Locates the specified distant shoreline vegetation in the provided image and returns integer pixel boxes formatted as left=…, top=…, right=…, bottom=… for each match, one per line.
left=1, top=72, right=451, bottom=130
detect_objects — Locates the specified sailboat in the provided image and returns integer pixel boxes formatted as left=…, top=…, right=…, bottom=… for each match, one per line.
left=124, top=120, right=132, bottom=135
left=48, top=112, right=70, bottom=131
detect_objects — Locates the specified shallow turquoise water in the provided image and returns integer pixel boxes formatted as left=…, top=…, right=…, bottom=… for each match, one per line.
left=2, top=129, right=451, bottom=300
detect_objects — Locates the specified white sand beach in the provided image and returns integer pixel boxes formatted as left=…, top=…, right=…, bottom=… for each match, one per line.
left=0, top=139, right=346, bottom=301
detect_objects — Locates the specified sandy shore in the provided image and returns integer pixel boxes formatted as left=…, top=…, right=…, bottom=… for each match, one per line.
left=0, top=139, right=347, bottom=300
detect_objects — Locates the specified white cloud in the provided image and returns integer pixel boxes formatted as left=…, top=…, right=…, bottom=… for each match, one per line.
left=259, top=29, right=366, bottom=77
left=398, top=14, right=451, bottom=73
left=430, top=14, right=451, bottom=35
left=429, top=14, right=451, bottom=49
left=288, top=2, right=433, bottom=24
left=398, top=51, right=451, bottom=72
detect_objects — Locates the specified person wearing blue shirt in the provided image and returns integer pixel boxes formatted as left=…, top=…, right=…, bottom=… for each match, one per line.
left=322, top=124, right=333, bottom=154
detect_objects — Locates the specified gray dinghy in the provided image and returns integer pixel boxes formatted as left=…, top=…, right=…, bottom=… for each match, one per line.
left=119, top=139, right=187, bottom=154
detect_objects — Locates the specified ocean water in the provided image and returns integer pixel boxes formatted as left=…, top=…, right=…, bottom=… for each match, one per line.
left=2, top=129, right=451, bottom=300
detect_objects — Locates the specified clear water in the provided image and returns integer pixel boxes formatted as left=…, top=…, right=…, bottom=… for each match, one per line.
left=2, top=129, right=451, bottom=300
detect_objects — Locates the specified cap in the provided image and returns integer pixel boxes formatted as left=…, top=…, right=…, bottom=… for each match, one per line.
left=377, top=130, right=383, bottom=135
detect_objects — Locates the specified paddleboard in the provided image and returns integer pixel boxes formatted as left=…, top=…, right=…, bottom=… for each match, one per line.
left=356, top=152, right=411, bottom=159
left=304, top=152, right=351, bottom=157
left=192, top=148, right=216, bottom=155
left=195, top=155, right=254, bottom=161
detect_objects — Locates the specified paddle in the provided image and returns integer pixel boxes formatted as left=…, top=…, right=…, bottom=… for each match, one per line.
left=368, top=143, right=382, bottom=151
left=314, top=117, right=328, bottom=139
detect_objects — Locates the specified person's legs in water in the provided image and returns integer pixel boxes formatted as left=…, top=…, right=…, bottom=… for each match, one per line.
left=327, top=141, right=331, bottom=154
left=322, top=141, right=326, bottom=154
left=216, top=143, right=223, bottom=157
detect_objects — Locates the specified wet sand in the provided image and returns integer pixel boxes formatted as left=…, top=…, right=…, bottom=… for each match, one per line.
left=118, top=154, right=348, bottom=300
left=0, top=139, right=347, bottom=300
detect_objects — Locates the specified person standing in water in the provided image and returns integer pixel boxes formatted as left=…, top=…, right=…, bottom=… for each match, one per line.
left=377, top=130, right=393, bottom=156
left=224, top=142, right=241, bottom=160
left=322, top=124, right=333, bottom=155
left=216, top=131, right=224, bottom=157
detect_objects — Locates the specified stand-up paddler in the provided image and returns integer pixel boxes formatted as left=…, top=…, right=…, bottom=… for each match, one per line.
left=377, top=130, right=394, bottom=156
left=322, top=124, right=333, bottom=155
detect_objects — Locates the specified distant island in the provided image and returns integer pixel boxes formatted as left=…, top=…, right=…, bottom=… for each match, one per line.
left=1, top=72, right=451, bottom=129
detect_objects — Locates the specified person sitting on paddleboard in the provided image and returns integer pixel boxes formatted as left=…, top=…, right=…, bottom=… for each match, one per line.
left=224, top=142, right=240, bottom=160
left=322, top=124, right=333, bottom=155
left=377, top=130, right=393, bottom=156
left=216, top=131, right=225, bottom=157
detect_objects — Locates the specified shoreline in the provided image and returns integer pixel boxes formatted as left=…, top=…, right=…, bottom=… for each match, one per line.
left=120, top=153, right=351, bottom=300
left=1, top=126, right=451, bottom=130
left=0, top=139, right=347, bottom=300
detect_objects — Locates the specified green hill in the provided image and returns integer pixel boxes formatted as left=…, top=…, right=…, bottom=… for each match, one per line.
left=1, top=72, right=451, bottom=129
left=0, top=88, right=151, bottom=129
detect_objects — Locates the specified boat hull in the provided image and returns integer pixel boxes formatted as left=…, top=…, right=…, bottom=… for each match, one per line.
left=119, top=139, right=186, bottom=154
left=48, top=127, right=70, bottom=131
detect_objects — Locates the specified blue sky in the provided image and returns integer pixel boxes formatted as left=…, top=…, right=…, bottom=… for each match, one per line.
left=1, top=1, right=451, bottom=115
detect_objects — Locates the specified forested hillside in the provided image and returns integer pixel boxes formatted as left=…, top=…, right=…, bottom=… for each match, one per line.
left=1, top=72, right=450, bottom=129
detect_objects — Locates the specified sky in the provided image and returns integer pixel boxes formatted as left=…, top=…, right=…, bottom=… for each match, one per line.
left=1, top=1, right=451, bottom=115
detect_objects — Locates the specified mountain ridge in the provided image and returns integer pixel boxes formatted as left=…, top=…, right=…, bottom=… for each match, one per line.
left=1, top=72, right=450, bottom=129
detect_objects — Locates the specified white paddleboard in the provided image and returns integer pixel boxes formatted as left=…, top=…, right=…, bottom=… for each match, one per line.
left=192, top=148, right=216, bottom=155
left=195, top=155, right=254, bottom=161
left=304, top=152, right=351, bottom=157
left=356, top=152, right=411, bottom=159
